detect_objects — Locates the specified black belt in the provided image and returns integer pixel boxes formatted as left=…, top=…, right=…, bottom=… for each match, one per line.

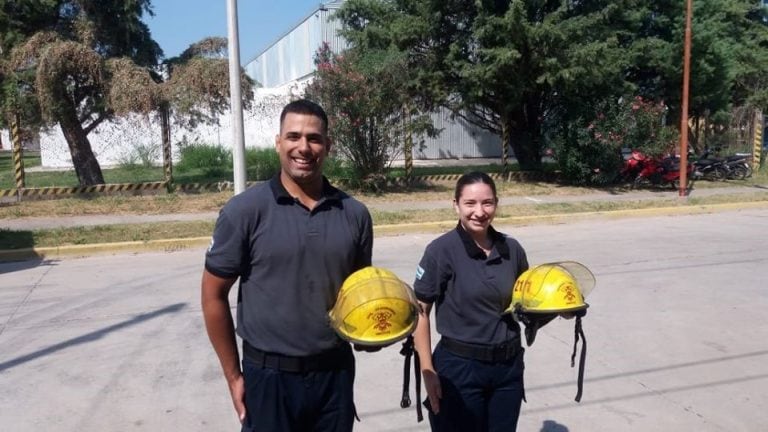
left=243, top=341, right=351, bottom=373
left=440, top=336, right=521, bottom=363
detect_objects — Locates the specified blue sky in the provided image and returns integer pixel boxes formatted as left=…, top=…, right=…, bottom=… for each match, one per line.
left=145, top=0, right=325, bottom=63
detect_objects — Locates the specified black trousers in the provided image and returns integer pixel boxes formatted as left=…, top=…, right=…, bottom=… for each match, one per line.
left=240, top=345, right=355, bottom=432
left=425, top=342, right=525, bottom=432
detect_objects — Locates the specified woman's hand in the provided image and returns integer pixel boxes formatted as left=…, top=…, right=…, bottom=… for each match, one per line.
left=422, top=369, right=442, bottom=414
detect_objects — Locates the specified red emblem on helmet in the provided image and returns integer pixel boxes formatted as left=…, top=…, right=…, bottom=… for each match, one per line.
left=369, top=307, right=395, bottom=334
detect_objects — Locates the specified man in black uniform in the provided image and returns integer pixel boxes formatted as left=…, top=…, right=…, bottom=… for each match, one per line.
left=201, top=99, right=373, bottom=431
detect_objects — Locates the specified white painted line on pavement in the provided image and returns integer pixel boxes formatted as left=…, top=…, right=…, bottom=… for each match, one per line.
left=525, top=196, right=545, bottom=203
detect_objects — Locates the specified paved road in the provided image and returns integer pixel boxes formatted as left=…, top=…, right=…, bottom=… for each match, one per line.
left=2, top=208, right=768, bottom=431
left=2, top=184, right=767, bottom=231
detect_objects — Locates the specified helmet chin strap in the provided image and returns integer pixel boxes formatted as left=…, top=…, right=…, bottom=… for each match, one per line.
left=514, top=306, right=588, bottom=402
left=571, top=312, right=587, bottom=402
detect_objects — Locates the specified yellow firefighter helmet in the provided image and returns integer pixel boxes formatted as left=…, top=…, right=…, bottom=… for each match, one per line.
left=506, top=261, right=595, bottom=315
left=504, top=261, right=596, bottom=403
left=329, top=266, right=419, bottom=347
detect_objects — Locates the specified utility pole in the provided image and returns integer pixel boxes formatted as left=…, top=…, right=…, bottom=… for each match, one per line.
left=678, top=0, right=693, bottom=198
left=226, top=0, right=247, bottom=194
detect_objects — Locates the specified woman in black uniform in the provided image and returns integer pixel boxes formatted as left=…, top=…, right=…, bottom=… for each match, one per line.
left=413, top=171, right=529, bottom=432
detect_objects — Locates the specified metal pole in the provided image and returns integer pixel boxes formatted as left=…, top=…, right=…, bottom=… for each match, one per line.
left=678, top=0, right=693, bottom=197
left=226, top=0, right=247, bottom=195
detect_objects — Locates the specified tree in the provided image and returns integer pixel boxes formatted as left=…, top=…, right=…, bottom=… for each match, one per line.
left=304, top=42, right=435, bottom=186
left=621, top=0, right=768, bottom=151
left=2, top=0, right=162, bottom=185
left=337, top=0, right=633, bottom=171
left=0, top=0, right=59, bottom=147
left=153, top=37, right=255, bottom=183
left=338, top=0, right=768, bottom=170
left=1, top=2, right=254, bottom=186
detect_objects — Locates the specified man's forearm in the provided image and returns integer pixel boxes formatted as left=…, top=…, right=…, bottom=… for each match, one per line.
left=203, top=297, right=241, bottom=381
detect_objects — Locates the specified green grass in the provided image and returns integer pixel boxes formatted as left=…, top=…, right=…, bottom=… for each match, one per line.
left=0, top=151, right=42, bottom=187
left=2, top=189, right=767, bottom=250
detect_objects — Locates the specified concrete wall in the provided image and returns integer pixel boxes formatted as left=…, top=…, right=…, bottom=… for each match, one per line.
left=36, top=86, right=300, bottom=168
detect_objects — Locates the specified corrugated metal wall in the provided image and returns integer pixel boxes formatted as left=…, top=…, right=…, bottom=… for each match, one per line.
left=320, top=8, right=348, bottom=54
left=245, top=14, right=321, bottom=88
left=417, top=108, right=502, bottom=159
left=245, top=4, right=347, bottom=88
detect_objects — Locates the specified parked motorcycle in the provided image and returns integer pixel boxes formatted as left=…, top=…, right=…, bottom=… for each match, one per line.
left=632, top=154, right=694, bottom=190
left=616, top=149, right=647, bottom=184
left=723, top=154, right=752, bottom=180
left=692, top=150, right=730, bottom=181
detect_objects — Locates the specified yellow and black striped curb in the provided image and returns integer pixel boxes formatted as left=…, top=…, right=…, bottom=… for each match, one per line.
left=1, top=173, right=559, bottom=198
left=334, top=171, right=558, bottom=188
left=0, top=181, right=169, bottom=198
left=174, top=181, right=259, bottom=193
left=3, top=200, right=767, bottom=262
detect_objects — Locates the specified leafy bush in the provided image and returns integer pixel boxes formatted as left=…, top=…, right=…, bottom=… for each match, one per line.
left=176, top=142, right=232, bottom=177
left=304, top=44, right=435, bottom=181
left=553, top=96, right=678, bottom=185
left=117, top=142, right=160, bottom=169
left=245, top=147, right=280, bottom=180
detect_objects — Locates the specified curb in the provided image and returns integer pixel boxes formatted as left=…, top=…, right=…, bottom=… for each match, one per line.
left=2, top=200, right=768, bottom=262
left=0, top=237, right=211, bottom=262
left=372, top=200, right=768, bottom=236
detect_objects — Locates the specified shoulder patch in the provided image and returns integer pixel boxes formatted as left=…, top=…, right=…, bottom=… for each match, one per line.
left=415, top=265, right=425, bottom=280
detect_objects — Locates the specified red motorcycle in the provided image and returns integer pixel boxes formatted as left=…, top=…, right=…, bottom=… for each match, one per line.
left=617, top=150, right=647, bottom=184
left=632, top=153, right=694, bottom=190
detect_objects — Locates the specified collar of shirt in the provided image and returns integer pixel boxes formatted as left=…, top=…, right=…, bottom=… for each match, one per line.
left=268, top=174, right=342, bottom=206
left=455, top=222, right=510, bottom=260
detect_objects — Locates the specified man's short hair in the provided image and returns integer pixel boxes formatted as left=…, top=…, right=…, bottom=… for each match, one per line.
left=280, top=99, right=329, bottom=135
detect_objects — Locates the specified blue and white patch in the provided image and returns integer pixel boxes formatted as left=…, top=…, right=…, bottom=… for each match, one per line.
left=415, top=265, right=425, bottom=280
left=206, top=237, right=215, bottom=253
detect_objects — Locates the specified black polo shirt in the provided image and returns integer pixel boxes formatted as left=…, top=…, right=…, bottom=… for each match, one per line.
left=413, top=223, right=529, bottom=345
left=205, top=174, right=373, bottom=356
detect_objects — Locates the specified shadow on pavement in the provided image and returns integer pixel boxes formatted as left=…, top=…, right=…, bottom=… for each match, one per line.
left=528, top=349, right=768, bottom=394
left=0, top=230, right=43, bottom=269
left=0, top=255, right=53, bottom=274
left=541, top=420, right=570, bottom=431
left=0, top=302, right=186, bottom=372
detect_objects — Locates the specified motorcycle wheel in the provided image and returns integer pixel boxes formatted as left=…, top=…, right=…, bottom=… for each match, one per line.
left=728, top=166, right=747, bottom=181
left=672, top=176, right=694, bottom=190
left=704, top=166, right=727, bottom=181
left=632, top=176, right=648, bottom=190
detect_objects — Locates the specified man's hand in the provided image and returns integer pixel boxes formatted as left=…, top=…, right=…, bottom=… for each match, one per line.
left=421, top=369, right=442, bottom=414
left=227, top=373, right=247, bottom=423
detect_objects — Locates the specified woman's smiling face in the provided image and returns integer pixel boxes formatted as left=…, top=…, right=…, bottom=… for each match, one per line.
left=453, top=182, right=498, bottom=236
